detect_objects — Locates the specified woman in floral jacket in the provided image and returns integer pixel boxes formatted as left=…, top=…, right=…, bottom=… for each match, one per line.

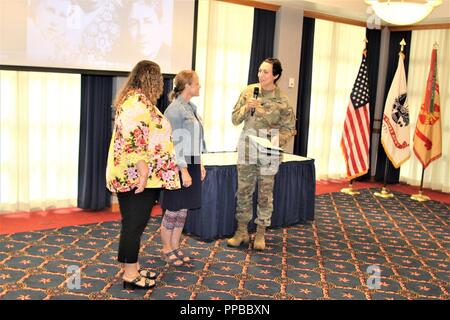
left=106, top=60, right=180, bottom=290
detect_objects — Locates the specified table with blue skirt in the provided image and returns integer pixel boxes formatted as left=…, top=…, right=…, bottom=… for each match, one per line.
left=184, top=152, right=316, bottom=241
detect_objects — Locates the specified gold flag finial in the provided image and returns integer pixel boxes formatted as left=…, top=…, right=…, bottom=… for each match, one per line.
left=433, top=42, right=439, bottom=49
left=400, top=39, right=406, bottom=52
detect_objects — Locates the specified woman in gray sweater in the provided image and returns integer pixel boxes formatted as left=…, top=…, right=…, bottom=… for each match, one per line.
left=159, top=70, right=207, bottom=266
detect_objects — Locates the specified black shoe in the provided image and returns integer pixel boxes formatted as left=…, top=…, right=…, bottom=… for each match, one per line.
left=123, top=276, right=156, bottom=290
left=138, top=268, right=158, bottom=279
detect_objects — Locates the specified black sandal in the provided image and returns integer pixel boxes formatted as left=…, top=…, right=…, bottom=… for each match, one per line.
left=123, top=276, right=156, bottom=290
left=174, top=248, right=190, bottom=263
left=138, top=268, right=158, bottom=279
left=161, top=250, right=184, bottom=266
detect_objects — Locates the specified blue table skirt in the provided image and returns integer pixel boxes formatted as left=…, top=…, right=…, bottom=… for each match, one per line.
left=184, top=159, right=316, bottom=241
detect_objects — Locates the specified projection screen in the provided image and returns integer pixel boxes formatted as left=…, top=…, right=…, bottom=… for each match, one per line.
left=0, top=0, right=195, bottom=74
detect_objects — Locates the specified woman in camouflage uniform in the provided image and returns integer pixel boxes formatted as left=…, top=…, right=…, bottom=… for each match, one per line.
left=228, top=58, right=296, bottom=250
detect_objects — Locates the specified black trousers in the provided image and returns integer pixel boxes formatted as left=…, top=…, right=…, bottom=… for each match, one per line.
left=117, top=188, right=159, bottom=263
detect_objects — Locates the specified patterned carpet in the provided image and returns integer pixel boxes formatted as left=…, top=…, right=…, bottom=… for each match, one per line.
left=0, top=188, right=448, bottom=300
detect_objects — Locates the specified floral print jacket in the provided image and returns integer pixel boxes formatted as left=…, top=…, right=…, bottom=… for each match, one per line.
left=106, top=91, right=181, bottom=193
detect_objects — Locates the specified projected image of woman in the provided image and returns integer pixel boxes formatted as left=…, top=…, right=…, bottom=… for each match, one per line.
left=27, top=0, right=80, bottom=61
left=126, top=0, right=172, bottom=68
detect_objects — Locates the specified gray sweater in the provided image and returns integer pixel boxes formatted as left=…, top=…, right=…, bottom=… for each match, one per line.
left=164, top=95, right=207, bottom=168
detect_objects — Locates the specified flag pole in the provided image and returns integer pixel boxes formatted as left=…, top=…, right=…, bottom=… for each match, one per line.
left=341, top=38, right=368, bottom=197
left=341, top=179, right=360, bottom=195
left=374, top=157, right=394, bottom=198
left=410, top=42, right=440, bottom=203
left=375, top=38, right=407, bottom=199
left=411, top=167, right=430, bottom=202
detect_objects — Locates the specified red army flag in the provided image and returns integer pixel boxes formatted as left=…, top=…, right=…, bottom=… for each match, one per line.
left=413, top=47, right=442, bottom=168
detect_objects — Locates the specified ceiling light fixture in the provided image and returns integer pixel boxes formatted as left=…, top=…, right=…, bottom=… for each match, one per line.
left=365, top=0, right=443, bottom=25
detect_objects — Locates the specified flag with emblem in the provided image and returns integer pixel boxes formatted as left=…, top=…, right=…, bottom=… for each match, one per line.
left=413, top=47, right=442, bottom=168
left=340, top=53, right=371, bottom=179
left=381, top=53, right=410, bottom=168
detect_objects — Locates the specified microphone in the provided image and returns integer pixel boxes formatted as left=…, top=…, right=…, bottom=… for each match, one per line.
left=251, top=87, right=259, bottom=116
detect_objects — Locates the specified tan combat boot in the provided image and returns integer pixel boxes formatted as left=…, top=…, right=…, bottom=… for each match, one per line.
left=227, top=222, right=249, bottom=247
left=253, top=225, right=266, bottom=250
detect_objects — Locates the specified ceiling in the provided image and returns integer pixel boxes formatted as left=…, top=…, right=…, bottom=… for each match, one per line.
left=265, top=0, right=450, bottom=25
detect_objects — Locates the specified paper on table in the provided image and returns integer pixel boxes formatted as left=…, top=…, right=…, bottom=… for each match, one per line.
left=248, top=134, right=284, bottom=154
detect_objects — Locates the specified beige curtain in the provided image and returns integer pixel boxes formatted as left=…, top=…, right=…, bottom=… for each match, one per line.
left=307, top=19, right=367, bottom=179
left=194, top=0, right=254, bottom=152
left=0, top=71, right=81, bottom=213
left=400, top=29, right=450, bottom=192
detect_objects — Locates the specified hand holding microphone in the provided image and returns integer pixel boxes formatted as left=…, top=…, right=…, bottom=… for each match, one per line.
left=250, top=87, right=259, bottom=116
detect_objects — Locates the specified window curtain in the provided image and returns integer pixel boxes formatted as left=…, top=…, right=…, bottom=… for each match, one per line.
left=400, top=29, right=450, bottom=192
left=294, top=17, right=315, bottom=157
left=0, top=71, right=81, bottom=213
left=307, top=19, right=367, bottom=179
left=374, top=31, right=412, bottom=183
left=194, top=0, right=254, bottom=152
left=247, top=8, right=276, bottom=84
left=77, top=75, right=113, bottom=210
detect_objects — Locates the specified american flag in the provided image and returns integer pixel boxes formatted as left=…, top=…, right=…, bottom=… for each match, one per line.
left=340, top=55, right=370, bottom=179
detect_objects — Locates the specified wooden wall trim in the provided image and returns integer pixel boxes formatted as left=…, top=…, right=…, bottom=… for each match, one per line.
left=390, top=23, right=450, bottom=31
left=215, top=0, right=280, bottom=11
left=214, top=1, right=449, bottom=29
left=304, top=10, right=449, bottom=31
left=304, top=10, right=367, bottom=28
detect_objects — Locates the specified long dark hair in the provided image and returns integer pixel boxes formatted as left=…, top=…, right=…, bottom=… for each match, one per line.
left=114, top=60, right=163, bottom=108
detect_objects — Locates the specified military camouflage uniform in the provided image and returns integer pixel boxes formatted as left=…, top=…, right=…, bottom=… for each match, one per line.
left=232, top=84, right=296, bottom=227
